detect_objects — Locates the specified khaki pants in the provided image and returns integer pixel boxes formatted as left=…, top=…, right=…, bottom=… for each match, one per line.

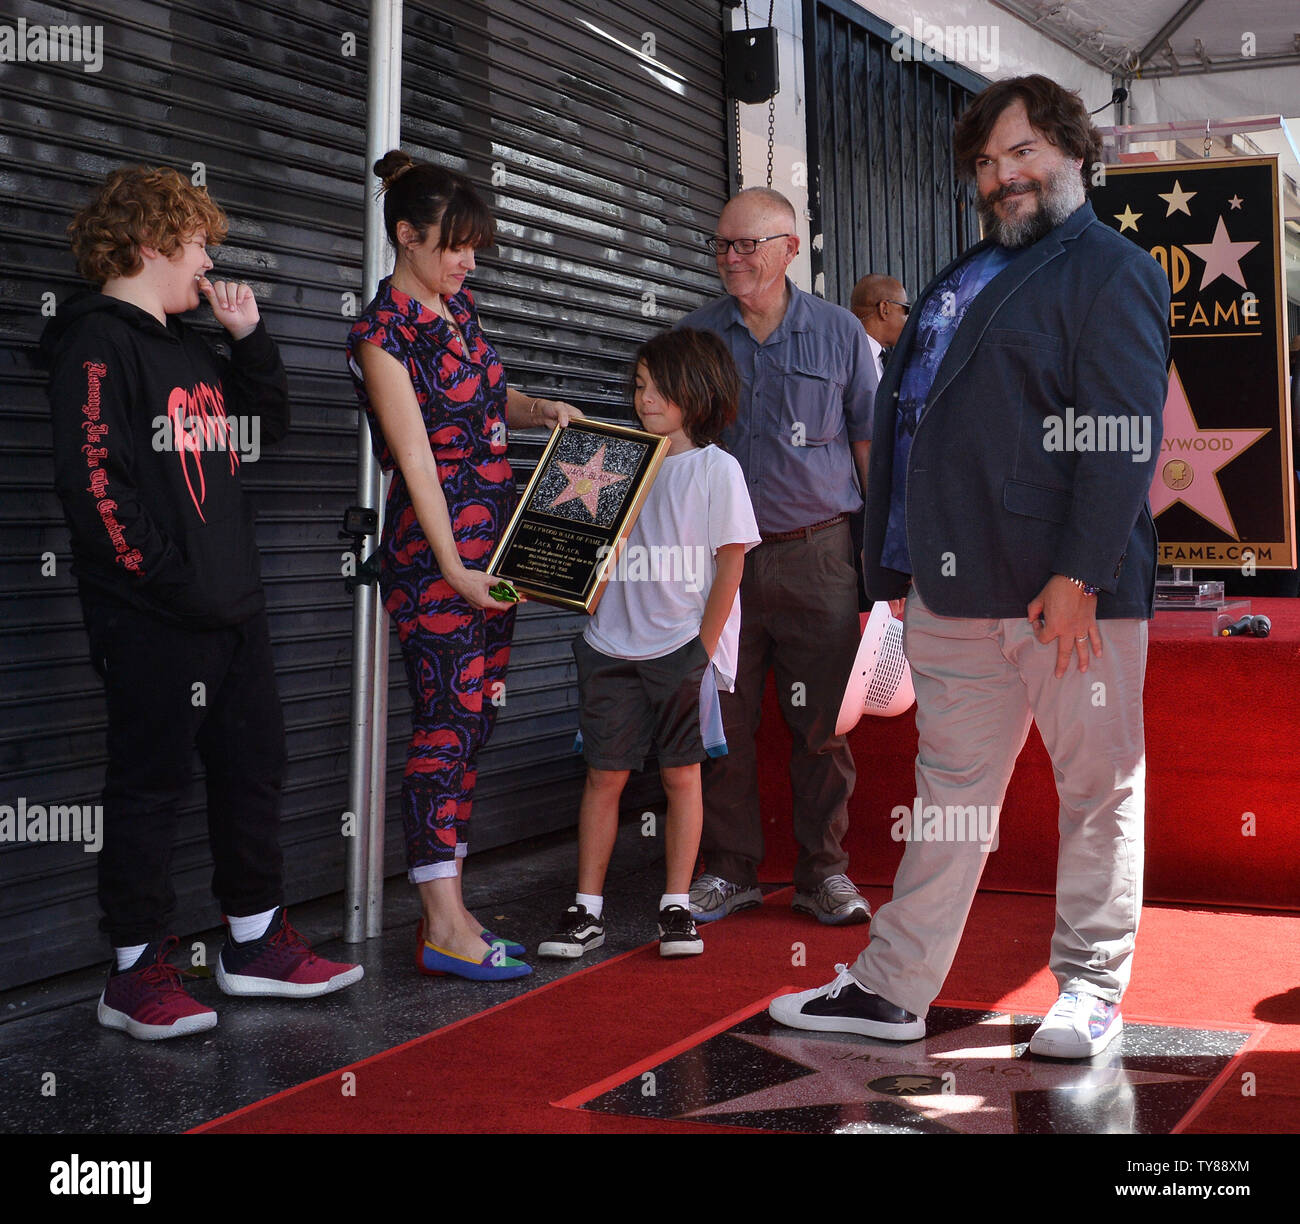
left=851, top=590, right=1148, bottom=1015
left=701, top=520, right=861, bottom=893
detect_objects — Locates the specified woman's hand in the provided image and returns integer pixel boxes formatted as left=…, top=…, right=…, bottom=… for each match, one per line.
left=540, top=399, right=584, bottom=429
left=509, top=390, right=585, bottom=431
left=446, top=565, right=519, bottom=612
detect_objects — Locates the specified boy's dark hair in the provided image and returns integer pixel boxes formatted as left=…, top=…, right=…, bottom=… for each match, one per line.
left=953, top=74, right=1102, bottom=194
left=373, top=149, right=495, bottom=251
left=632, top=328, right=739, bottom=448
left=67, top=166, right=229, bottom=285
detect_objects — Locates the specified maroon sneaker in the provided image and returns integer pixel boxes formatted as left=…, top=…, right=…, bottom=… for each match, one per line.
left=97, top=937, right=218, bottom=1041
left=216, top=908, right=364, bottom=998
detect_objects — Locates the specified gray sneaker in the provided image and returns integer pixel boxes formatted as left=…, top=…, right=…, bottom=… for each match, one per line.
left=688, top=874, right=762, bottom=924
left=791, top=874, right=871, bottom=925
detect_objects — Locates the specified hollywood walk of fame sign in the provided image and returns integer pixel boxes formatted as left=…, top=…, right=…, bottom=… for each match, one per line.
left=1092, top=158, right=1294, bottom=568
left=487, top=418, right=669, bottom=611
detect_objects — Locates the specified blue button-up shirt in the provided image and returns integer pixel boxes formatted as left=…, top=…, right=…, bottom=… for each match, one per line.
left=678, top=280, right=876, bottom=534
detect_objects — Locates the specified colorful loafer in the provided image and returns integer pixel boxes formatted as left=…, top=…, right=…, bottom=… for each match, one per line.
left=415, top=921, right=531, bottom=981
left=417, top=940, right=532, bottom=981
left=480, top=930, right=526, bottom=959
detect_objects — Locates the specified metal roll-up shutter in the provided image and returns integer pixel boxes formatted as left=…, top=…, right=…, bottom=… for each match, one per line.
left=0, top=0, right=375, bottom=991
left=0, top=0, right=729, bottom=990
left=802, top=0, right=986, bottom=306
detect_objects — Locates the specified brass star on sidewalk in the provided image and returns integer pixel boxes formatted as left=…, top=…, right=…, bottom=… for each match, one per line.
left=681, top=1013, right=1200, bottom=1134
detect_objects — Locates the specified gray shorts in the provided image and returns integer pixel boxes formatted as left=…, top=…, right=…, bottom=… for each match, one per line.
left=573, top=634, right=709, bottom=771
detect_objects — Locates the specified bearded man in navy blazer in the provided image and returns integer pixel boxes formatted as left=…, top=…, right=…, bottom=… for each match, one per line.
left=770, top=75, right=1170, bottom=1058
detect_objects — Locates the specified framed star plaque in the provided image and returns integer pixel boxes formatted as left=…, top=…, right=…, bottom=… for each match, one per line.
left=1092, top=157, right=1294, bottom=568
left=487, top=418, right=670, bottom=611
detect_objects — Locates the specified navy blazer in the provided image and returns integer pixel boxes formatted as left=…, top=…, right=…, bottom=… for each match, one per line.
left=864, top=201, right=1171, bottom=619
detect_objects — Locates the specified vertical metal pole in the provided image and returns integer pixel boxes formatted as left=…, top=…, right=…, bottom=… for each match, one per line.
left=365, top=464, right=392, bottom=937
left=344, top=0, right=402, bottom=943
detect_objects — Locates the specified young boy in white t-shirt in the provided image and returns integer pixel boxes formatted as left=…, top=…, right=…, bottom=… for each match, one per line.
left=538, top=329, right=760, bottom=958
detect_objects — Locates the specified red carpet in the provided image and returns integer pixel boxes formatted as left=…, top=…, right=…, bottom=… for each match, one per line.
left=751, top=598, right=1300, bottom=910
left=192, top=891, right=1299, bottom=1134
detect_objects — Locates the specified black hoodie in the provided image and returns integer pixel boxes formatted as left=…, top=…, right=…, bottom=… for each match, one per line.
left=40, top=291, right=289, bottom=627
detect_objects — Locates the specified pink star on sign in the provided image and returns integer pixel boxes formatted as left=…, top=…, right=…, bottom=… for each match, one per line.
left=1149, top=360, right=1269, bottom=537
left=550, top=443, right=630, bottom=517
left=1185, top=215, right=1258, bottom=291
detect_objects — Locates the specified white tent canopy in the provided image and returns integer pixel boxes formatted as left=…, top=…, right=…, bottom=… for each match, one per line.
left=988, top=0, right=1300, bottom=121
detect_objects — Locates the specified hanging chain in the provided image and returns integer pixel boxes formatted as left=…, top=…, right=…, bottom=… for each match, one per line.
left=766, top=98, right=775, bottom=188
left=735, top=1, right=778, bottom=190
left=765, top=0, right=776, bottom=187
left=735, top=0, right=750, bottom=189
left=735, top=100, right=744, bottom=189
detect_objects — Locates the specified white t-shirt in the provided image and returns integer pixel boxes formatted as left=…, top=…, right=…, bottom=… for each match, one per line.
left=583, top=444, right=760, bottom=691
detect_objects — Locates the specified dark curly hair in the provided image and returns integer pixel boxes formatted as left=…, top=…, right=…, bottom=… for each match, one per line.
left=953, top=75, right=1103, bottom=194
left=373, top=149, right=494, bottom=251
left=632, top=328, right=739, bottom=448
left=67, top=166, right=228, bottom=285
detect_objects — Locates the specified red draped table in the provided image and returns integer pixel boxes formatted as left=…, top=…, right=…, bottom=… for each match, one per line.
left=753, top=598, right=1300, bottom=910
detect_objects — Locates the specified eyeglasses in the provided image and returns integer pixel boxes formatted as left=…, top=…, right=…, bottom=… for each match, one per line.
left=705, top=233, right=793, bottom=255
left=885, top=300, right=911, bottom=315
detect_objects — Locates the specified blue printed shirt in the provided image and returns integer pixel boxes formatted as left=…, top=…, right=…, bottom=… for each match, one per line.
left=881, top=245, right=1016, bottom=573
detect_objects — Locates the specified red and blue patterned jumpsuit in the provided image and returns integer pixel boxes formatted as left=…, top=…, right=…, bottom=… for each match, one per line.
left=347, top=279, right=515, bottom=881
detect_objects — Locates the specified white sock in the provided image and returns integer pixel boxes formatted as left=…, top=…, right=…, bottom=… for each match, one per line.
left=575, top=892, right=604, bottom=919
left=114, top=943, right=149, bottom=972
left=660, top=893, right=689, bottom=912
left=228, top=907, right=278, bottom=943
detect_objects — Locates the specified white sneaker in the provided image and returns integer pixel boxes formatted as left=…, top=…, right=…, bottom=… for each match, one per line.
left=769, top=964, right=925, bottom=1040
left=1029, top=990, right=1123, bottom=1058
left=688, top=874, right=762, bottom=923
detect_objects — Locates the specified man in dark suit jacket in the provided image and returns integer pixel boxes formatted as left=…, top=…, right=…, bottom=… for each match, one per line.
left=770, top=75, right=1171, bottom=1059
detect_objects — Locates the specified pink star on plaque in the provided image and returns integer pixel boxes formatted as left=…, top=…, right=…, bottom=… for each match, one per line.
left=1185, top=215, right=1258, bottom=291
left=549, top=443, right=630, bottom=518
left=1150, top=360, right=1269, bottom=537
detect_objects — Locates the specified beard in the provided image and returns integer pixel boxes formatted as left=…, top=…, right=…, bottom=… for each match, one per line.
left=977, top=161, right=1085, bottom=249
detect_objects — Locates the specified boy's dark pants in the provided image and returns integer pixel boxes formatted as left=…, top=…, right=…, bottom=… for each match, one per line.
left=83, top=599, right=286, bottom=946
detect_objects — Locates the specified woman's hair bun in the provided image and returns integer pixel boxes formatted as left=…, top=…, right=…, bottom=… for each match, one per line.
left=374, top=149, right=415, bottom=188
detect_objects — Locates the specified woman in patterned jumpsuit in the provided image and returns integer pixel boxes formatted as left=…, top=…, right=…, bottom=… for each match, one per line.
left=348, top=151, right=579, bottom=980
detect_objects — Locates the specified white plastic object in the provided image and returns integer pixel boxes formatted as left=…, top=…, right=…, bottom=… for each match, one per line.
left=835, top=602, right=915, bottom=734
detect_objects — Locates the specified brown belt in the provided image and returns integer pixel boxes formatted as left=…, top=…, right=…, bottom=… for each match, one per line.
left=760, top=513, right=848, bottom=543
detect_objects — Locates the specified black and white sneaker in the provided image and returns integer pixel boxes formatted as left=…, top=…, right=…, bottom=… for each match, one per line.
left=537, top=904, right=605, bottom=959
left=658, top=904, right=704, bottom=958
left=769, top=963, right=925, bottom=1040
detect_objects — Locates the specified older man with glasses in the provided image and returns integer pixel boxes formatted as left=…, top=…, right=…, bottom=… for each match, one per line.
left=678, top=187, right=878, bottom=927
